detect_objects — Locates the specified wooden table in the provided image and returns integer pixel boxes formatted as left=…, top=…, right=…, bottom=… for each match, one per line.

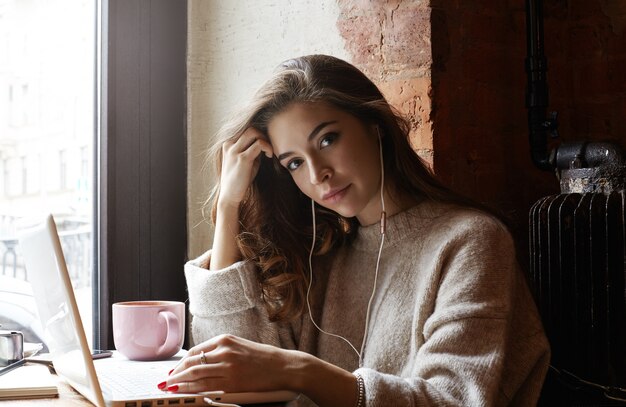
left=0, top=374, right=288, bottom=406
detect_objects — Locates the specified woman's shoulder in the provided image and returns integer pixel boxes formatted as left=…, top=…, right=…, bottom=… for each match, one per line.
left=352, top=200, right=511, bottom=252
left=409, top=200, right=505, bottom=227
left=408, top=200, right=511, bottom=242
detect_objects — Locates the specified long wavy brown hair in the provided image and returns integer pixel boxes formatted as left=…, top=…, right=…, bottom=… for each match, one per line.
left=205, top=55, right=480, bottom=322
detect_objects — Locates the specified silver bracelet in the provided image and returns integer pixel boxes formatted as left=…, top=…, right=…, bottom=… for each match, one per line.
left=355, top=373, right=365, bottom=407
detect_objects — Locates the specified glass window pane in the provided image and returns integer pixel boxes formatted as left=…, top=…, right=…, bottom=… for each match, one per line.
left=0, top=0, right=96, bottom=354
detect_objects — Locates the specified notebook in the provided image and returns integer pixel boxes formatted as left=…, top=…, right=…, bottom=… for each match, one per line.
left=18, top=214, right=298, bottom=407
left=0, top=363, right=58, bottom=400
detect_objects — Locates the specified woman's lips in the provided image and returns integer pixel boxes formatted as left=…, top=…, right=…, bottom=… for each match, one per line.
left=322, top=185, right=350, bottom=203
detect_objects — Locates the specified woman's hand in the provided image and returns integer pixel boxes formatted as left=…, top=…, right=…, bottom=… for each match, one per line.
left=160, top=334, right=302, bottom=394
left=209, top=128, right=272, bottom=270
left=158, top=334, right=358, bottom=407
left=218, top=127, right=273, bottom=208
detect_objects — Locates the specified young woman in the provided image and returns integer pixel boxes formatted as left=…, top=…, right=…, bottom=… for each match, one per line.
left=161, top=55, right=550, bottom=406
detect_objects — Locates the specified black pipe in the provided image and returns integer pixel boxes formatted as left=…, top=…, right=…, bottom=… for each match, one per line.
left=555, top=141, right=625, bottom=169
left=525, top=0, right=557, bottom=171
left=525, top=0, right=625, bottom=173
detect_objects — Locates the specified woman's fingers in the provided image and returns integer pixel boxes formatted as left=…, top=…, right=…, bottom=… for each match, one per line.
left=163, top=360, right=243, bottom=394
left=169, top=353, right=202, bottom=376
left=188, top=340, right=220, bottom=358
left=229, top=127, right=261, bottom=149
left=170, top=334, right=237, bottom=376
left=159, top=335, right=294, bottom=394
left=170, top=349, right=213, bottom=376
left=218, top=128, right=274, bottom=205
left=163, top=336, right=239, bottom=390
left=226, top=128, right=272, bottom=158
left=224, top=135, right=272, bottom=161
left=169, top=363, right=224, bottom=384
left=241, top=138, right=273, bottom=159
left=163, top=367, right=229, bottom=394
left=170, top=379, right=226, bottom=394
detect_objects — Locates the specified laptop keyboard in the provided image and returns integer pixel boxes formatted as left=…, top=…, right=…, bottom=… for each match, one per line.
left=95, top=357, right=177, bottom=398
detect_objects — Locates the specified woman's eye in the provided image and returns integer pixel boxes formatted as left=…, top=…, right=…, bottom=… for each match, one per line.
left=287, top=159, right=303, bottom=171
left=320, top=132, right=338, bottom=148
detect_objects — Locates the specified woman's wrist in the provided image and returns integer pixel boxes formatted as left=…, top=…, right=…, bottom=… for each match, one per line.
left=279, top=350, right=317, bottom=393
left=216, top=196, right=240, bottom=214
left=285, top=351, right=358, bottom=407
left=210, top=199, right=242, bottom=270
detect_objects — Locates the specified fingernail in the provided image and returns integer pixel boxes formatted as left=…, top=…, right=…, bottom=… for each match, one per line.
left=168, top=369, right=174, bottom=376
left=167, top=385, right=179, bottom=392
left=157, top=381, right=167, bottom=390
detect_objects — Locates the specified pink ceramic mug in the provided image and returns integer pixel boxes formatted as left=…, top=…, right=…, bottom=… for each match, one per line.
left=112, top=301, right=185, bottom=361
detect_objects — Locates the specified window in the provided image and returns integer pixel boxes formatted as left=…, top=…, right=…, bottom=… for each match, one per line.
left=0, top=0, right=96, bottom=351
left=8, top=82, right=29, bottom=127
left=2, top=159, right=8, bottom=197
left=20, top=157, right=26, bottom=195
left=0, top=0, right=188, bottom=354
left=59, top=150, right=67, bottom=191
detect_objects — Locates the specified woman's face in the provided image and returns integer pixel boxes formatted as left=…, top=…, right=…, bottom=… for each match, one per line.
left=267, top=102, right=384, bottom=226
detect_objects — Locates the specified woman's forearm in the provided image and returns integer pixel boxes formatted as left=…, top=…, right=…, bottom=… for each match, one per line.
left=209, top=202, right=241, bottom=270
left=285, top=351, right=358, bottom=407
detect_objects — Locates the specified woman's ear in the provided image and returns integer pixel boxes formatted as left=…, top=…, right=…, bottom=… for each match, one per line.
left=369, top=124, right=382, bottom=139
left=375, top=125, right=383, bottom=140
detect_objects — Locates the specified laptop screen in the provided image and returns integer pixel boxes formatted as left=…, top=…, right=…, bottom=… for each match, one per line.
left=19, top=215, right=105, bottom=407
left=19, top=215, right=298, bottom=407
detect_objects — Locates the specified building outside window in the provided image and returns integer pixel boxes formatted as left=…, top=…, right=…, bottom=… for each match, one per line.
left=19, top=156, right=26, bottom=195
left=59, top=149, right=67, bottom=191
left=0, top=0, right=96, bottom=350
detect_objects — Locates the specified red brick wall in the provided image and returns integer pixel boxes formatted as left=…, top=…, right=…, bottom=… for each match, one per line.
left=338, top=0, right=626, bottom=257
left=336, top=0, right=434, bottom=164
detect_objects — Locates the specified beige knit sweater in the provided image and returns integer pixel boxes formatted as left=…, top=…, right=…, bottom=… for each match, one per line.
left=185, top=201, right=550, bottom=406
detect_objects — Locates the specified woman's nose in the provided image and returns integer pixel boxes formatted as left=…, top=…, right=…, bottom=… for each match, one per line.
left=309, top=160, right=332, bottom=185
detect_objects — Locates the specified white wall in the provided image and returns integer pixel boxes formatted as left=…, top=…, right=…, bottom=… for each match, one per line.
left=187, top=0, right=349, bottom=258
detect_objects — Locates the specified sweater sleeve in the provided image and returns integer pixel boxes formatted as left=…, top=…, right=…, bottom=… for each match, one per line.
left=185, top=250, right=297, bottom=350
left=354, top=214, right=549, bottom=406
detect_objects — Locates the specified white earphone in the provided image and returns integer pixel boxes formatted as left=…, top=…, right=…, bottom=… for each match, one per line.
left=305, top=127, right=386, bottom=368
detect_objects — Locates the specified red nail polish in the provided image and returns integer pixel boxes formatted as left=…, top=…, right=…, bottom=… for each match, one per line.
left=168, top=369, right=174, bottom=375
left=167, top=385, right=179, bottom=392
left=157, top=381, right=167, bottom=390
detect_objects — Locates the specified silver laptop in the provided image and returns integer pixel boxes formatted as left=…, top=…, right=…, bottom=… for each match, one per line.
left=18, top=215, right=298, bottom=407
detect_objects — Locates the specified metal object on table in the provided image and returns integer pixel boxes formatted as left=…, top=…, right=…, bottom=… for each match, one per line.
left=0, top=329, right=24, bottom=367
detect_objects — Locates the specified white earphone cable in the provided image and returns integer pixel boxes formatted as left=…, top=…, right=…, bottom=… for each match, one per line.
left=359, top=129, right=386, bottom=364
left=305, top=129, right=386, bottom=368
left=306, top=200, right=362, bottom=359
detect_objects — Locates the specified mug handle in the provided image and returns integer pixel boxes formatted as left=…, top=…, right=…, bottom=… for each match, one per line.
left=157, top=310, right=181, bottom=357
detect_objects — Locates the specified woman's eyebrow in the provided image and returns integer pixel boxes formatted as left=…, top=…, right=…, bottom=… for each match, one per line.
left=277, top=120, right=338, bottom=162
left=307, top=120, right=337, bottom=141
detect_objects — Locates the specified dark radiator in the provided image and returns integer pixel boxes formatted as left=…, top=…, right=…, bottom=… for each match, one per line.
left=524, top=0, right=626, bottom=404
left=530, top=167, right=626, bottom=405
